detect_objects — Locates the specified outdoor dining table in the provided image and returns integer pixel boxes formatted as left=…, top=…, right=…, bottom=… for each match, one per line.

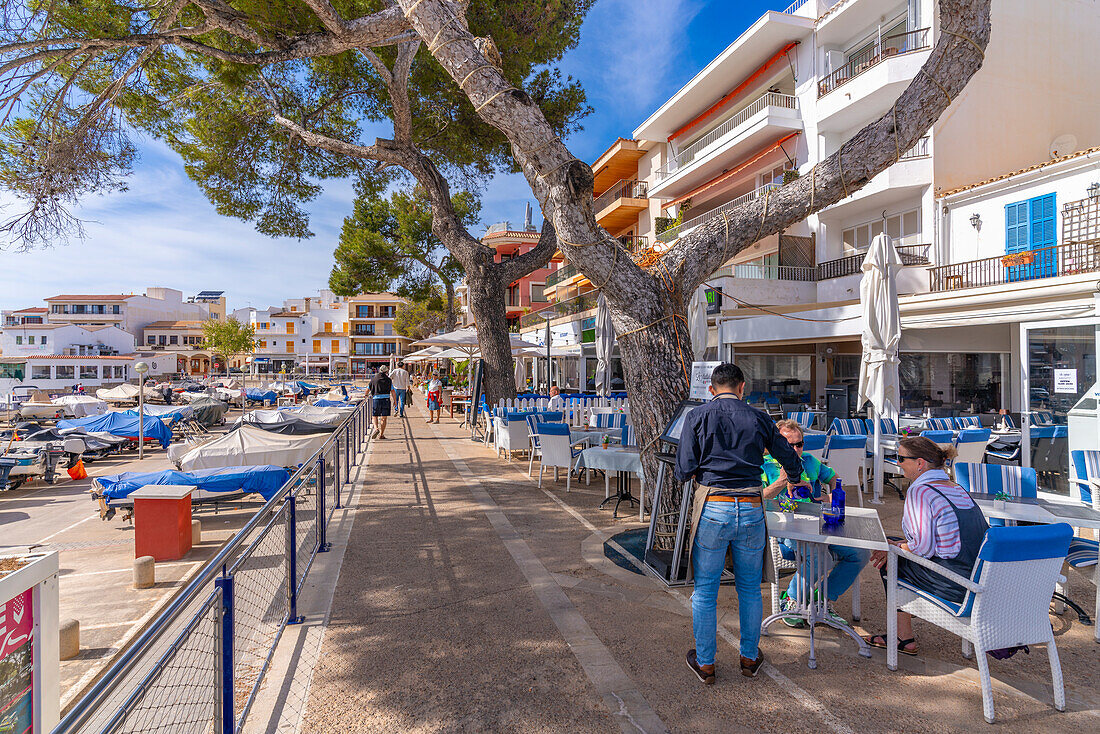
left=577, top=445, right=643, bottom=520
left=968, top=492, right=1100, bottom=641
left=762, top=499, right=889, bottom=669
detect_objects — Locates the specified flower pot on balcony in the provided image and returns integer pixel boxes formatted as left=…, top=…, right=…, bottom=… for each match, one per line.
left=1000, top=252, right=1034, bottom=268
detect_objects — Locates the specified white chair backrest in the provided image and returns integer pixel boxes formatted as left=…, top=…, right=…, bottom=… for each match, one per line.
left=824, top=435, right=868, bottom=490
left=537, top=428, right=574, bottom=468
left=954, top=429, right=990, bottom=465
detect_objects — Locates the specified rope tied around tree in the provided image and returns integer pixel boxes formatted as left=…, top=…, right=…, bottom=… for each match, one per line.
left=474, top=87, right=517, bottom=113
left=402, top=0, right=427, bottom=17
left=921, top=67, right=954, bottom=106
left=458, top=64, right=494, bottom=90
left=941, top=29, right=986, bottom=60
left=426, top=18, right=458, bottom=52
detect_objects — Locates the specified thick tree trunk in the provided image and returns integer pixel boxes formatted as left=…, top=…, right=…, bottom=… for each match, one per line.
left=465, top=258, right=518, bottom=406
left=442, top=278, right=458, bottom=333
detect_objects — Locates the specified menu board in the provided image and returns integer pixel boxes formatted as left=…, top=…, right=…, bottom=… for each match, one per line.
left=689, top=361, right=722, bottom=401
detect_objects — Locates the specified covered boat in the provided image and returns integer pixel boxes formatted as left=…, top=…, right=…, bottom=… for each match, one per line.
left=125, top=404, right=194, bottom=426
left=94, top=465, right=290, bottom=507
left=188, top=396, right=228, bottom=427
left=233, top=409, right=334, bottom=434
left=245, top=388, right=278, bottom=404
left=52, top=395, right=109, bottom=418
left=176, top=425, right=325, bottom=471
left=313, top=399, right=351, bottom=408
left=57, top=411, right=172, bottom=448
left=96, top=384, right=161, bottom=403
left=18, top=390, right=66, bottom=419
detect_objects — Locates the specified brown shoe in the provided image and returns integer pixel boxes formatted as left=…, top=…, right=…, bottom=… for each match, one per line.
left=740, top=653, right=764, bottom=678
left=686, top=649, right=715, bottom=685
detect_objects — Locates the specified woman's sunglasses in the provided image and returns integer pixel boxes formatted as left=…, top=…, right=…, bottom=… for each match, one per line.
left=897, top=455, right=919, bottom=463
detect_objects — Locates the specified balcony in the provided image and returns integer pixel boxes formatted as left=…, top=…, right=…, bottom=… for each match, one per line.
left=593, top=179, right=648, bottom=233
left=658, top=182, right=780, bottom=243
left=650, top=92, right=801, bottom=199
left=817, top=28, right=931, bottom=133
left=545, top=263, right=578, bottom=288
left=929, top=241, right=1100, bottom=293
left=817, top=243, right=931, bottom=280
left=711, top=263, right=819, bottom=308
left=519, top=295, right=598, bottom=329
left=819, top=137, right=930, bottom=217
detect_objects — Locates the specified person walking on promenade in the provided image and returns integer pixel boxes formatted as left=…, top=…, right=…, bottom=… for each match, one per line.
left=390, top=361, right=411, bottom=417
left=426, top=372, right=443, bottom=424
left=369, top=365, right=395, bottom=440
left=675, top=363, right=808, bottom=684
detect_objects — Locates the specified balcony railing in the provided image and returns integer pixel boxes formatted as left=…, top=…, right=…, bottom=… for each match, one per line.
left=816, top=243, right=932, bottom=280
left=715, top=264, right=818, bottom=282
left=545, top=263, right=578, bottom=288
left=593, top=179, right=648, bottom=214
left=655, top=92, right=798, bottom=181
left=899, top=136, right=930, bottom=160
left=618, top=235, right=648, bottom=252
left=929, top=240, right=1100, bottom=292
left=819, top=28, right=931, bottom=97
left=520, top=295, right=598, bottom=329
left=782, top=0, right=809, bottom=13
left=658, top=183, right=780, bottom=243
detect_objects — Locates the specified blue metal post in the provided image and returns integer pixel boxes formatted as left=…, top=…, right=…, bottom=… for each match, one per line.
left=317, top=457, right=330, bottom=552
left=345, top=423, right=351, bottom=485
left=285, top=497, right=303, bottom=624
left=215, top=573, right=235, bottom=734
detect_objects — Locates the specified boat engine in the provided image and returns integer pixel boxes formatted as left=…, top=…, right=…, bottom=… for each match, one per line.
left=0, top=456, right=17, bottom=491
left=42, top=443, right=68, bottom=484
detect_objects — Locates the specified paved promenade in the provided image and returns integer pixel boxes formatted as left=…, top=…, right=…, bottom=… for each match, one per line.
left=280, top=400, right=1098, bottom=733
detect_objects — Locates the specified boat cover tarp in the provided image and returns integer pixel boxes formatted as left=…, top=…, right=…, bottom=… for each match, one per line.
left=57, top=412, right=172, bottom=447
left=96, top=384, right=139, bottom=401
left=52, top=395, right=108, bottom=417
left=187, top=396, right=228, bottom=427
left=125, top=405, right=194, bottom=426
left=279, top=405, right=353, bottom=426
left=234, top=410, right=334, bottom=434
left=264, top=381, right=302, bottom=395
left=246, top=389, right=278, bottom=403
left=313, top=399, right=351, bottom=407
left=96, top=465, right=290, bottom=502
left=177, top=425, right=324, bottom=471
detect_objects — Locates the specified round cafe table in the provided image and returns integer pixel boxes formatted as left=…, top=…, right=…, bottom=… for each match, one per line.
left=577, top=445, right=643, bottom=519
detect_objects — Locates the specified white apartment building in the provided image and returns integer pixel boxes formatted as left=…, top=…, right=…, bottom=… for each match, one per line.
left=0, top=324, right=137, bottom=391
left=44, top=287, right=217, bottom=335
left=238, top=290, right=351, bottom=375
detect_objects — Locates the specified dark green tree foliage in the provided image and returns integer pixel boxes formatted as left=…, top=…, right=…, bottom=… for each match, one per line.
left=328, top=177, right=473, bottom=331
left=0, top=0, right=591, bottom=244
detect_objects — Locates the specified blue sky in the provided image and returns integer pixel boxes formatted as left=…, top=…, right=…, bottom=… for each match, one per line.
left=0, top=1, right=773, bottom=314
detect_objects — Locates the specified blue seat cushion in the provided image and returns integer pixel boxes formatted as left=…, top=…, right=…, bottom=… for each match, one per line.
left=979, top=524, right=1072, bottom=562
left=897, top=578, right=970, bottom=616
left=1067, top=537, right=1098, bottom=568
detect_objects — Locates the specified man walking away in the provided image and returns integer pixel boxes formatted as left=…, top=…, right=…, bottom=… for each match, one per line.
left=675, top=363, right=808, bottom=684
left=390, top=361, right=411, bottom=417
left=369, top=365, right=395, bottom=440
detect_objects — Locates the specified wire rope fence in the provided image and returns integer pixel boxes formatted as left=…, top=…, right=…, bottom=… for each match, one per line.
left=53, top=400, right=371, bottom=734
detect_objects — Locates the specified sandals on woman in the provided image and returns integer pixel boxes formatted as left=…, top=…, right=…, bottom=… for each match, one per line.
left=865, top=634, right=919, bottom=656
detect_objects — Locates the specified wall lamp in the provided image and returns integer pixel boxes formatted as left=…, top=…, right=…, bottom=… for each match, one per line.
left=969, top=213, right=982, bottom=229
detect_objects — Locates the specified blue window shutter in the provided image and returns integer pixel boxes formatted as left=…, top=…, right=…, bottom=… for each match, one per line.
left=1028, top=193, right=1057, bottom=276
left=1005, top=201, right=1029, bottom=254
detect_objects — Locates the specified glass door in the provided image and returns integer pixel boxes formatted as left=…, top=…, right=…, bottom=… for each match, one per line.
left=1020, top=315, right=1099, bottom=497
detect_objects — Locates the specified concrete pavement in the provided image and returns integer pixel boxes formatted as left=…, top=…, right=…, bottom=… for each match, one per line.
left=284, top=399, right=1099, bottom=732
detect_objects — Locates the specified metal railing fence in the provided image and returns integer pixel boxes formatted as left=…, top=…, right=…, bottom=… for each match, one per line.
left=819, top=28, right=931, bottom=96
left=592, top=178, right=648, bottom=214
left=655, top=92, right=798, bottom=181
left=657, top=183, right=781, bottom=243
left=54, top=399, right=371, bottom=734
left=929, top=239, right=1100, bottom=292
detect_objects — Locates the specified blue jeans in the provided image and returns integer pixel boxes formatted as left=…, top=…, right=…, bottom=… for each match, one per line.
left=394, top=389, right=407, bottom=416
left=691, top=501, right=765, bottom=665
left=778, top=538, right=869, bottom=602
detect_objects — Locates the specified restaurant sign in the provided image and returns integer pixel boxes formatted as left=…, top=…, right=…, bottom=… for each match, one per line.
left=0, top=589, right=34, bottom=734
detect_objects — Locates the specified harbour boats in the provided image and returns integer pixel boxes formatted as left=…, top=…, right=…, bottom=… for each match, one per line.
left=175, top=425, right=325, bottom=471
left=91, top=465, right=291, bottom=520
left=18, top=390, right=66, bottom=420
left=95, top=383, right=162, bottom=404
left=0, top=436, right=85, bottom=490
left=187, top=396, right=228, bottom=427
left=57, top=411, right=172, bottom=448
left=245, top=388, right=279, bottom=405
left=125, top=404, right=195, bottom=426
left=51, top=395, right=109, bottom=418
left=232, top=410, right=334, bottom=435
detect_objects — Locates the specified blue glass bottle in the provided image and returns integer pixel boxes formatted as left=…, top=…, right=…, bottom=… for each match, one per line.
left=833, top=479, right=845, bottom=522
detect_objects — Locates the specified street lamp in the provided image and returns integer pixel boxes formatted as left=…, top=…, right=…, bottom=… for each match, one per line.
left=134, top=361, right=149, bottom=460
left=537, top=308, right=559, bottom=393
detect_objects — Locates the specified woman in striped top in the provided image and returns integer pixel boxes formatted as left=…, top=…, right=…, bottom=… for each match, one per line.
left=865, top=436, right=989, bottom=656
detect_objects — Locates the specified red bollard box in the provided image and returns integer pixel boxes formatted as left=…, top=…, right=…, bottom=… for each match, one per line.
left=130, top=485, right=195, bottom=562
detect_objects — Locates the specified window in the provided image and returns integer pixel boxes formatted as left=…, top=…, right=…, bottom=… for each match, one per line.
left=113, top=365, right=125, bottom=379
left=1005, top=193, right=1057, bottom=279
left=259, top=340, right=267, bottom=348
left=313, top=340, right=321, bottom=354
left=51, top=305, right=62, bottom=314
left=0, top=363, right=25, bottom=379
left=758, top=161, right=794, bottom=188
left=384, top=324, right=393, bottom=336
left=355, top=324, right=374, bottom=335
left=331, top=340, right=340, bottom=352
left=27, top=336, right=34, bottom=345
left=159, top=335, right=167, bottom=346
left=80, top=365, right=98, bottom=379
left=147, top=336, right=156, bottom=345
left=286, top=322, right=294, bottom=335
left=40, top=336, right=46, bottom=345
left=15, top=336, right=21, bottom=345
left=324, top=322, right=332, bottom=332
left=286, top=341, right=293, bottom=351
left=342, top=323, right=349, bottom=333
left=356, top=305, right=374, bottom=318
left=31, top=365, right=51, bottom=380
left=112, top=305, right=120, bottom=314
left=169, top=335, right=178, bottom=345
left=843, top=207, right=921, bottom=254
left=56, top=364, right=74, bottom=379
left=290, top=306, right=297, bottom=312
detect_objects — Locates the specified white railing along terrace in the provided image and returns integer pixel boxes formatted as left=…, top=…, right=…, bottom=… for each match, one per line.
left=655, top=92, right=798, bottom=182
left=713, top=263, right=818, bottom=282
left=657, top=182, right=781, bottom=243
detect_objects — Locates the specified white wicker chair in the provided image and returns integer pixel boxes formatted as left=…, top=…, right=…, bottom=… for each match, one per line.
left=494, top=413, right=531, bottom=460
left=536, top=422, right=584, bottom=491
left=886, top=523, right=1073, bottom=723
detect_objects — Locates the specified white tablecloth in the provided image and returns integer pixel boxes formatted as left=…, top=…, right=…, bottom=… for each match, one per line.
left=578, top=446, right=643, bottom=477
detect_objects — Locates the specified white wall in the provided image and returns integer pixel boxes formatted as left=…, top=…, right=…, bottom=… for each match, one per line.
left=1, top=325, right=136, bottom=357
left=942, top=153, right=1100, bottom=264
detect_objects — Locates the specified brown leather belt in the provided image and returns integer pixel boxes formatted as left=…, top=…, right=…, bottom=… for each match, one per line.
left=706, top=495, right=761, bottom=505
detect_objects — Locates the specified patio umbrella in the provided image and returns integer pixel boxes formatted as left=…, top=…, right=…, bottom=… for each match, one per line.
left=687, top=285, right=709, bottom=361
left=514, top=357, right=526, bottom=391
left=594, top=293, right=615, bottom=397
left=857, top=232, right=902, bottom=504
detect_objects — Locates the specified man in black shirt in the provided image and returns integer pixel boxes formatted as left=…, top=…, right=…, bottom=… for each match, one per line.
left=369, top=366, right=395, bottom=440
left=675, top=363, right=806, bottom=684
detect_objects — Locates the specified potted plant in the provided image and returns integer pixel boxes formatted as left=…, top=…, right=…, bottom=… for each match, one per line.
left=1001, top=251, right=1034, bottom=268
